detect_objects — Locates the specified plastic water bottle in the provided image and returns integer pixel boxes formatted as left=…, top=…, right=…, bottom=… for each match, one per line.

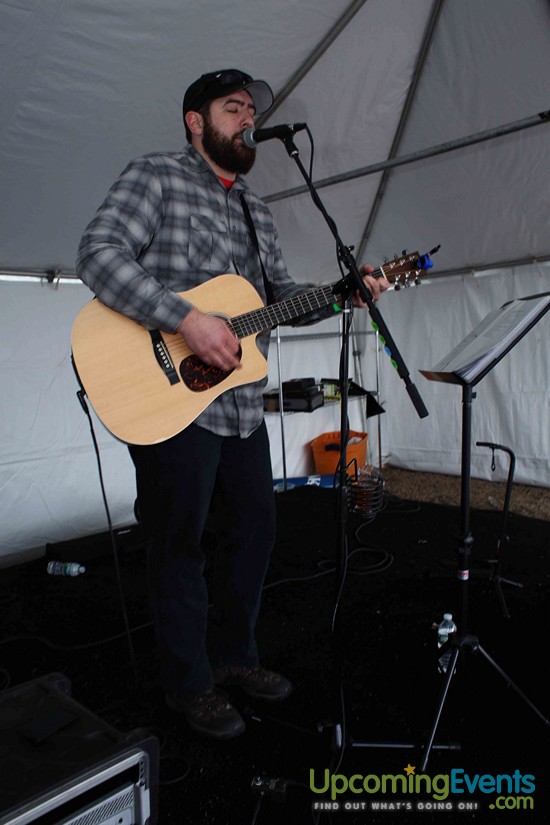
left=437, top=613, right=457, bottom=673
left=47, top=561, right=86, bottom=577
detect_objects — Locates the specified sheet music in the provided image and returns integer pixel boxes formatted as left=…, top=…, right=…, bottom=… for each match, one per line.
left=422, top=293, right=550, bottom=384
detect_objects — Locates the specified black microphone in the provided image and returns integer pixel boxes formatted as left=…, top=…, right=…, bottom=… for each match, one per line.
left=242, top=123, right=307, bottom=148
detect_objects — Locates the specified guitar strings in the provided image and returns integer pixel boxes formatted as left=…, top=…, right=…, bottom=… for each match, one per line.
left=151, top=255, right=421, bottom=357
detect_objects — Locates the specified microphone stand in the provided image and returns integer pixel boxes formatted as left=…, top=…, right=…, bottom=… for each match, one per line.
left=280, top=133, right=429, bottom=421
left=279, top=132, right=429, bottom=761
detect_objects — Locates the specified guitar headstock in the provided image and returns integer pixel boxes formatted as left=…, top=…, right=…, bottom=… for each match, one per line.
left=381, top=245, right=440, bottom=290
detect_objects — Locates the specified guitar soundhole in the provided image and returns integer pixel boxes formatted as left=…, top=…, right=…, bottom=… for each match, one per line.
left=180, top=346, right=242, bottom=392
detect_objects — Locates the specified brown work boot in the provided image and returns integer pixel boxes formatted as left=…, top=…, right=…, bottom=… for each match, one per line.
left=213, top=665, right=293, bottom=701
left=166, top=688, right=245, bottom=740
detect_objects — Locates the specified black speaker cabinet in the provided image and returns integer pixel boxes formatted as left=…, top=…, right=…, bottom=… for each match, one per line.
left=0, top=673, right=158, bottom=825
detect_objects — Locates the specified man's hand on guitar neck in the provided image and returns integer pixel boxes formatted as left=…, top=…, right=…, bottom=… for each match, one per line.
left=352, top=263, right=390, bottom=307
left=177, top=307, right=242, bottom=372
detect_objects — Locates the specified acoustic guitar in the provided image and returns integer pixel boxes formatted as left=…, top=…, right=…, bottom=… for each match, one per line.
left=71, top=250, right=435, bottom=445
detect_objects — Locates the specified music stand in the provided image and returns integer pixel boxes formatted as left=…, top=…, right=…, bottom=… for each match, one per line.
left=418, top=291, right=550, bottom=770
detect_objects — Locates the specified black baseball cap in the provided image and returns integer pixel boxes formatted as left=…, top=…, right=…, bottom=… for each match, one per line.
left=182, top=69, right=274, bottom=120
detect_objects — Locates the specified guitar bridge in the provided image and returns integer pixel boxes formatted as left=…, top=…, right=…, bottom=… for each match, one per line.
left=149, top=330, right=180, bottom=385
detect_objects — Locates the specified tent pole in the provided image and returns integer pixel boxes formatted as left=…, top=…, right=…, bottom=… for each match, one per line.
left=356, top=0, right=446, bottom=260
left=263, top=109, right=550, bottom=204
left=255, top=0, right=368, bottom=127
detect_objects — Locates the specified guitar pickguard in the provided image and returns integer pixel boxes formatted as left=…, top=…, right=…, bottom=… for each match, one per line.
left=180, top=345, right=243, bottom=392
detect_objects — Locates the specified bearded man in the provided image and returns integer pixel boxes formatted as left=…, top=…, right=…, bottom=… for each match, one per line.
left=76, top=69, right=388, bottom=740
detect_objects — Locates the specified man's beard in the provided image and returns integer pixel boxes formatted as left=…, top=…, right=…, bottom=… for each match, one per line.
left=202, top=114, right=256, bottom=175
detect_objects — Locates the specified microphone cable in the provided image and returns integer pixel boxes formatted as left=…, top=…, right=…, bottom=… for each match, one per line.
left=75, top=385, right=140, bottom=686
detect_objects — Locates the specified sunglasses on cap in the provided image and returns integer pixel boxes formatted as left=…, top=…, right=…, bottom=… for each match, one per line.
left=183, top=69, right=274, bottom=118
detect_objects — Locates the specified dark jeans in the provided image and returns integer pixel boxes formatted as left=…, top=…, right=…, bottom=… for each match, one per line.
left=129, top=420, right=276, bottom=696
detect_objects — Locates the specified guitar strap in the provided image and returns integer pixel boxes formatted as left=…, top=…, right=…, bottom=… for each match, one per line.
left=239, top=192, right=275, bottom=305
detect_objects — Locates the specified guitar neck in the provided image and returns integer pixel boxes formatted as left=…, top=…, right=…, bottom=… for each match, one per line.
left=228, top=264, right=392, bottom=340
left=229, top=281, right=344, bottom=340
left=227, top=248, right=434, bottom=340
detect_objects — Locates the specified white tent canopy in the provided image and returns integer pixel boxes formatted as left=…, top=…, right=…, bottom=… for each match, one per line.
left=1, top=0, right=549, bottom=562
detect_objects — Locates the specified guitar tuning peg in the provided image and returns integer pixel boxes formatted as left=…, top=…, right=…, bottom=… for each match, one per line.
left=383, top=256, right=389, bottom=263
left=402, top=249, right=407, bottom=256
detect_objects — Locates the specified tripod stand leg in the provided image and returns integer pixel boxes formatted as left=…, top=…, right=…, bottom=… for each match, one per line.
left=420, top=644, right=461, bottom=772
left=421, top=635, right=550, bottom=773
left=475, top=643, right=550, bottom=726
left=493, top=574, right=512, bottom=620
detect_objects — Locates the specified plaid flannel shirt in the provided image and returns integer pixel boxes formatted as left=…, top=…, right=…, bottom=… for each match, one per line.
left=76, top=144, right=330, bottom=437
